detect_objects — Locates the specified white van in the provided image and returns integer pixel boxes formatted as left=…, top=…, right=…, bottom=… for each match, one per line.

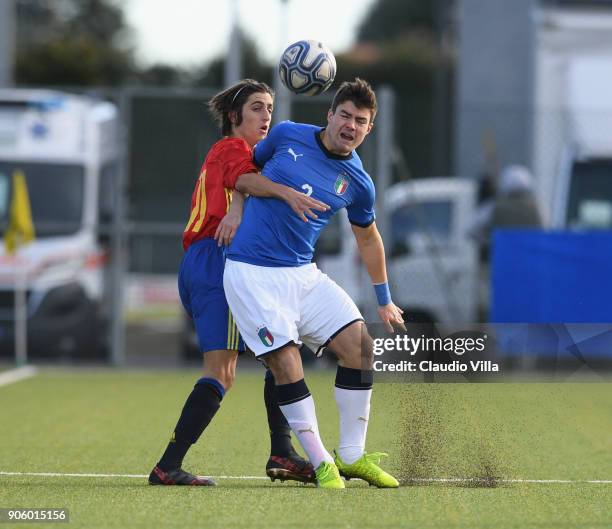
left=0, top=90, right=119, bottom=358
left=316, top=177, right=477, bottom=323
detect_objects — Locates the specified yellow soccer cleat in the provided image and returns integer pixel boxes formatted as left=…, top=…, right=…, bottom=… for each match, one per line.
left=334, top=450, right=399, bottom=488
left=315, top=461, right=345, bottom=489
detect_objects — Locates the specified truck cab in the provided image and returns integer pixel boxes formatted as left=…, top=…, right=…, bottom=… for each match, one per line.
left=554, top=153, right=612, bottom=229
left=0, top=90, right=119, bottom=358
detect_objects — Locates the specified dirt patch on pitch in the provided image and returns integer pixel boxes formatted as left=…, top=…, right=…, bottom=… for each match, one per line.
left=395, top=385, right=506, bottom=488
left=395, top=384, right=445, bottom=484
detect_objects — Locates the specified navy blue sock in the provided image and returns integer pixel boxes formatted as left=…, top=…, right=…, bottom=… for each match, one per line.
left=157, top=377, right=225, bottom=471
left=335, top=366, right=373, bottom=390
left=274, top=379, right=311, bottom=405
left=263, top=370, right=293, bottom=457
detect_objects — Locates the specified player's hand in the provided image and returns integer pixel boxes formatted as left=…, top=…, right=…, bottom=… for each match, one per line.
left=214, top=211, right=241, bottom=246
left=283, top=188, right=330, bottom=222
left=377, top=302, right=406, bottom=333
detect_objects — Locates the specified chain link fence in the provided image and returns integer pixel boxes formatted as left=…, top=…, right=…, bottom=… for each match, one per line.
left=0, top=85, right=491, bottom=366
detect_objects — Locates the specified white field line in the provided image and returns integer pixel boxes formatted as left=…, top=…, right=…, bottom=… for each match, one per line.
left=1, top=471, right=611, bottom=484
left=0, top=366, right=37, bottom=387
left=404, top=477, right=612, bottom=485
left=0, top=471, right=267, bottom=480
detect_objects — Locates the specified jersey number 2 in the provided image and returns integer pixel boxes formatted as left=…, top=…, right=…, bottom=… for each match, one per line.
left=301, top=184, right=313, bottom=196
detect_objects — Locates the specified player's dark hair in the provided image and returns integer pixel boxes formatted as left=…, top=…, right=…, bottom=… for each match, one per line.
left=208, top=79, right=274, bottom=136
left=330, top=78, right=377, bottom=122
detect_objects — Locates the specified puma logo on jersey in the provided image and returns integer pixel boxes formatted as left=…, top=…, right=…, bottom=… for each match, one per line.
left=358, top=416, right=369, bottom=423
left=288, top=148, right=304, bottom=162
left=298, top=426, right=315, bottom=434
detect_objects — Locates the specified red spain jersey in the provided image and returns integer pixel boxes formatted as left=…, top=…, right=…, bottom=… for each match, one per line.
left=183, top=137, right=257, bottom=250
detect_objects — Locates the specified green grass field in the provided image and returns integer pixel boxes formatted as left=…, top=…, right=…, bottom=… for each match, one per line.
left=1, top=369, right=611, bottom=528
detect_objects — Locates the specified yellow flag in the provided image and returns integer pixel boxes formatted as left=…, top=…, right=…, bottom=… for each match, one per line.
left=4, top=170, right=35, bottom=255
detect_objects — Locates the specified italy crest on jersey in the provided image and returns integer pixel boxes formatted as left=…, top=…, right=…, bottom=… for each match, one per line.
left=257, top=326, right=274, bottom=347
left=334, top=173, right=350, bottom=195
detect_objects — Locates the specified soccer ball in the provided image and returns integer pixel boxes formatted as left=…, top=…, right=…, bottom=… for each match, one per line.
left=278, top=40, right=337, bottom=96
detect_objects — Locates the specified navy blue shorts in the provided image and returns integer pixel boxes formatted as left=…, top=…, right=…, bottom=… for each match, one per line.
left=178, top=238, right=245, bottom=353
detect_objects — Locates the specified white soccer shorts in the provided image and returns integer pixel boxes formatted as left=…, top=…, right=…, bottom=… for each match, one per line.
left=223, top=259, right=363, bottom=358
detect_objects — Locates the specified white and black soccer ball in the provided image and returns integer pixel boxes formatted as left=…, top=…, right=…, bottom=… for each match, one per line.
left=278, top=40, right=337, bottom=96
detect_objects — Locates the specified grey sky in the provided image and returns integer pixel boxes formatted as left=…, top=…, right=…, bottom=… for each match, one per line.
left=125, top=0, right=376, bottom=67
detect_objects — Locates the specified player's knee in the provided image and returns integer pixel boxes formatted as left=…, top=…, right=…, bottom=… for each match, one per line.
left=219, top=370, right=236, bottom=391
left=265, top=354, right=288, bottom=379
left=203, top=368, right=234, bottom=391
left=203, top=351, right=237, bottom=391
left=335, top=345, right=362, bottom=368
left=361, top=329, right=374, bottom=369
left=265, top=346, right=303, bottom=384
left=333, top=323, right=373, bottom=369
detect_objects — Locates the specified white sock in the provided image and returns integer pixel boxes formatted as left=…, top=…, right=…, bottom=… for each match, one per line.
left=335, top=387, right=372, bottom=464
left=279, top=395, right=333, bottom=468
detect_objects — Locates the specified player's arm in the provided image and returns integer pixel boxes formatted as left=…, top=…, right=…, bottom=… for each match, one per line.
left=214, top=191, right=245, bottom=246
left=235, top=172, right=329, bottom=223
left=351, top=222, right=406, bottom=333
left=243, top=121, right=329, bottom=221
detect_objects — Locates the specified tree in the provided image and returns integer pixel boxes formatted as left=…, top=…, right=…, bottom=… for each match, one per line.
left=192, top=35, right=273, bottom=89
left=342, top=0, right=455, bottom=179
left=16, top=0, right=136, bottom=85
left=138, top=64, right=190, bottom=86
left=357, top=0, right=436, bottom=43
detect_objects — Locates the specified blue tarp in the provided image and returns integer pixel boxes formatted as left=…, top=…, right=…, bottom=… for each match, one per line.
left=491, top=230, right=612, bottom=323
left=491, top=230, right=612, bottom=359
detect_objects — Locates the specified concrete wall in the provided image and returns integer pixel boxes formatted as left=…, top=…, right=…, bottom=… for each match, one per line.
left=455, top=0, right=537, bottom=179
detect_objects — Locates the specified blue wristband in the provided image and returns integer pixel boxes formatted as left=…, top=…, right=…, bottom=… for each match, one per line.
left=374, top=282, right=392, bottom=306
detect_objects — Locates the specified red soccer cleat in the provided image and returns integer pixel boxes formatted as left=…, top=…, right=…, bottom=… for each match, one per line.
left=265, top=451, right=316, bottom=483
left=148, top=465, right=216, bottom=486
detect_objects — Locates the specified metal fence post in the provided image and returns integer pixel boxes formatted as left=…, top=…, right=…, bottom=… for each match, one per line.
left=0, top=0, right=15, bottom=88
left=272, top=0, right=291, bottom=124
left=356, top=85, right=396, bottom=320
left=109, top=89, right=131, bottom=366
left=375, top=86, right=395, bottom=254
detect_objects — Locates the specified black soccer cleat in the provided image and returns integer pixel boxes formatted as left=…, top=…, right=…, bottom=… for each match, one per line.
left=148, top=465, right=216, bottom=486
left=266, top=451, right=316, bottom=484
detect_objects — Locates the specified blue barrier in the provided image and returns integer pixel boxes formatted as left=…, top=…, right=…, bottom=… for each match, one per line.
left=492, top=230, right=612, bottom=323
left=491, top=230, right=612, bottom=360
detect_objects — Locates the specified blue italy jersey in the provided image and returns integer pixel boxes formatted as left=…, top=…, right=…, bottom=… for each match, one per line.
left=228, top=121, right=376, bottom=267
